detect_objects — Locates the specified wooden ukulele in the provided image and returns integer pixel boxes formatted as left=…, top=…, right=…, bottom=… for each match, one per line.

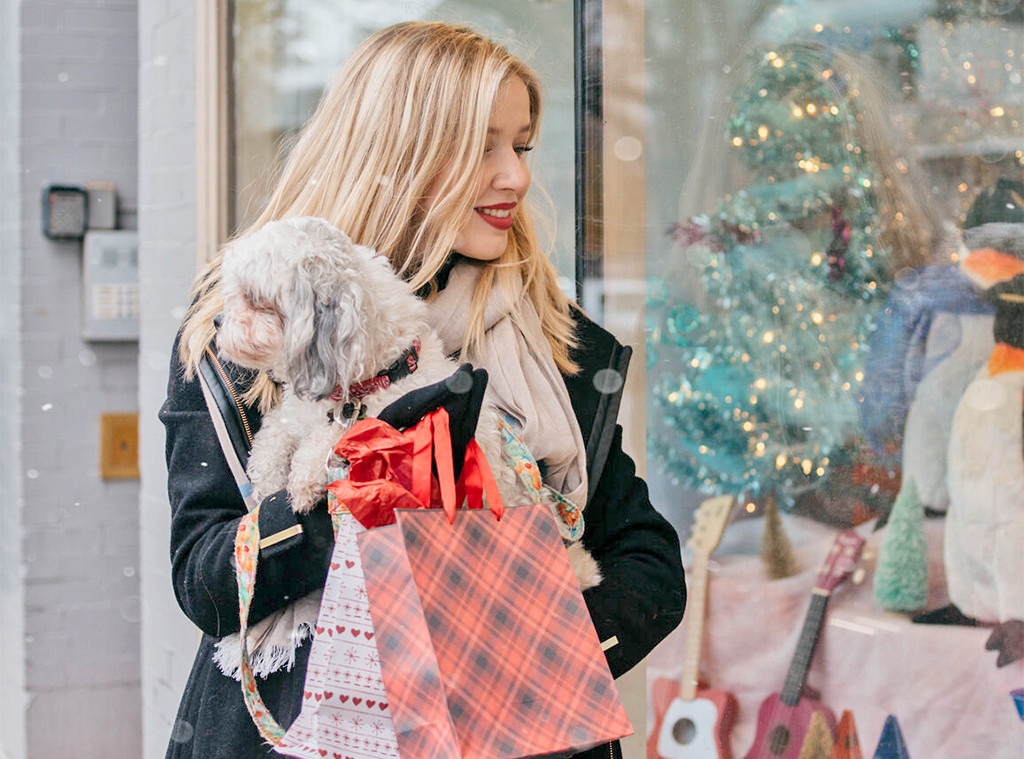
left=741, top=530, right=865, bottom=759
left=649, top=495, right=739, bottom=759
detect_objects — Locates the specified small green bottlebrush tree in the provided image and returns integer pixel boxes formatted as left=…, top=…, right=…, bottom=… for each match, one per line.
left=873, top=479, right=929, bottom=612
left=761, top=493, right=799, bottom=579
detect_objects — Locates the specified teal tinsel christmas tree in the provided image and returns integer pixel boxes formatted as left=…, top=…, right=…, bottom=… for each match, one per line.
left=647, top=41, right=921, bottom=514
left=873, top=479, right=928, bottom=612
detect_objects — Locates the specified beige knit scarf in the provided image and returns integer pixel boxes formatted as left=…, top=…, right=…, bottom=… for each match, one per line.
left=426, top=260, right=589, bottom=508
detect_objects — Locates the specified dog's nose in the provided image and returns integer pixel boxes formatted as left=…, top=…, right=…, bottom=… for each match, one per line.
left=213, top=312, right=223, bottom=330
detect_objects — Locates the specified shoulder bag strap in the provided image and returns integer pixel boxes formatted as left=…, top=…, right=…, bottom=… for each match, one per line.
left=197, top=345, right=260, bottom=512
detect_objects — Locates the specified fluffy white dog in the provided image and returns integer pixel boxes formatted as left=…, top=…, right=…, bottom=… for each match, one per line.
left=215, top=216, right=600, bottom=587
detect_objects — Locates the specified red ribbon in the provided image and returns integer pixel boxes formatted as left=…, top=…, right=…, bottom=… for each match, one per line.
left=456, top=439, right=504, bottom=521
left=327, top=407, right=504, bottom=529
left=410, top=407, right=457, bottom=522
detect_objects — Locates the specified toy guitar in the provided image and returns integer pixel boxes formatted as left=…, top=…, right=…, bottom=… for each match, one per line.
left=742, top=530, right=865, bottom=759
left=649, top=495, right=739, bottom=759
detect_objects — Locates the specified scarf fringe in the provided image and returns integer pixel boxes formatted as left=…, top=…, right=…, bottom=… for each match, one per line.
left=567, top=541, right=602, bottom=590
left=213, top=621, right=316, bottom=681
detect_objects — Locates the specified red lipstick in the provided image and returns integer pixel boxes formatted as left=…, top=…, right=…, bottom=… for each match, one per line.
left=475, top=202, right=516, bottom=231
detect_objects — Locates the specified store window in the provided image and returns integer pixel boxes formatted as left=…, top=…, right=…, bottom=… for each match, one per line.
left=632, top=2, right=1023, bottom=757
left=220, top=1, right=1023, bottom=756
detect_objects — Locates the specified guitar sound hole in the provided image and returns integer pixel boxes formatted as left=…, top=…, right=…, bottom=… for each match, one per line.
left=671, top=717, right=697, bottom=744
left=769, top=725, right=791, bottom=755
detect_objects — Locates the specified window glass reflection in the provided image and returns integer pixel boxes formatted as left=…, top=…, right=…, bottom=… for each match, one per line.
left=644, top=1, right=1022, bottom=529
left=639, top=3, right=1023, bottom=756
left=231, top=0, right=577, bottom=281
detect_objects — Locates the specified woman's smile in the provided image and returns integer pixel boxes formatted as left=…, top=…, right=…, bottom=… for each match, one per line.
left=475, top=202, right=517, bottom=230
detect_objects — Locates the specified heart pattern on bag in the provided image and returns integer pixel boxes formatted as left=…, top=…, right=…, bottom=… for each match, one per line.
left=276, top=513, right=399, bottom=759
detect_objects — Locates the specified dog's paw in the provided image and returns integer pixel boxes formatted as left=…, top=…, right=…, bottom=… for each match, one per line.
left=286, top=424, right=346, bottom=513
left=566, top=541, right=602, bottom=590
left=286, top=450, right=328, bottom=513
left=286, top=474, right=326, bottom=514
left=287, top=489, right=323, bottom=514
left=247, top=415, right=295, bottom=496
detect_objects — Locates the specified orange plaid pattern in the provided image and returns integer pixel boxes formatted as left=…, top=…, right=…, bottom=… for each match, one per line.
left=359, top=524, right=462, bottom=758
left=359, top=504, right=633, bottom=758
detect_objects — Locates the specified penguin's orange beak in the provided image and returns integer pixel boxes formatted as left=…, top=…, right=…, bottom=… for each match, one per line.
left=961, top=248, right=1024, bottom=289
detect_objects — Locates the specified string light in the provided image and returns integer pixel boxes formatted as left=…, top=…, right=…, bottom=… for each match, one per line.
left=648, top=19, right=1021, bottom=509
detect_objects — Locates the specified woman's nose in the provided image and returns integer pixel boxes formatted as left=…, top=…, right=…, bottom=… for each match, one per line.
left=494, top=152, right=530, bottom=193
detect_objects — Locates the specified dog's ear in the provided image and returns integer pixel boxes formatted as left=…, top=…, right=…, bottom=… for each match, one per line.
left=285, top=254, right=367, bottom=401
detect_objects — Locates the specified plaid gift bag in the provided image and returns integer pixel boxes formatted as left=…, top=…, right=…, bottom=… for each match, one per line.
left=358, top=503, right=634, bottom=758
left=233, top=367, right=630, bottom=757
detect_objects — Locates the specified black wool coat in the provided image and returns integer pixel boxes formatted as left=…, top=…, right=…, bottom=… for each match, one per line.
left=159, top=311, right=686, bottom=759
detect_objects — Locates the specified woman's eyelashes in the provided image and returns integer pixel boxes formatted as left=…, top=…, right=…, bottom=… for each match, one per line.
left=483, top=144, right=534, bottom=156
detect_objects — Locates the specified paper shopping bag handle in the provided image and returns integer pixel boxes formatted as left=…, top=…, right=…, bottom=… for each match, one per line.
left=456, top=438, right=504, bottom=520
left=410, top=408, right=457, bottom=521
left=410, top=407, right=503, bottom=522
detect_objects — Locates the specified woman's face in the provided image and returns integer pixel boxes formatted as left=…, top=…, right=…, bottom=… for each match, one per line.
left=449, top=76, right=533, bottom=262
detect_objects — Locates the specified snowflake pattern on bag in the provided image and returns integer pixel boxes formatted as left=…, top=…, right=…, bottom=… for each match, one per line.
left=277, top=512, right=399, bottom=758
left=234, top=509, right=399, bottom=758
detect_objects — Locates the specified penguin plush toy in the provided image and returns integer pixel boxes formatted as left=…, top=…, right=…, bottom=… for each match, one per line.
left=941, top=222, right=1024, bottom=666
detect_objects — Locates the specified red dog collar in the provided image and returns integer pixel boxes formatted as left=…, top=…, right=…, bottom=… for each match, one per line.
left=330, top=338, right=422, bottom=402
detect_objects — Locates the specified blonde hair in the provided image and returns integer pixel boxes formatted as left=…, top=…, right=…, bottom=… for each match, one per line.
left=179, top=21, right=576, bottom=406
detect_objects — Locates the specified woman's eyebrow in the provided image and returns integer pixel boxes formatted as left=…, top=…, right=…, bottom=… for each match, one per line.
left=487, top=123, right=533, bottom=136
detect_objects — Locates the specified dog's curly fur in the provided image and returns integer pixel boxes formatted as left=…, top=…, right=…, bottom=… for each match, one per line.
left=216, top=216, right=602, bottom=589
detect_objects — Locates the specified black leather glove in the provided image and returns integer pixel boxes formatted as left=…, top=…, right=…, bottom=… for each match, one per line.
left=377, top=363, right=489, bottom=478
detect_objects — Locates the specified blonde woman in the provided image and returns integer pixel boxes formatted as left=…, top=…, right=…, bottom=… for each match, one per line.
left=161, top=21, right=685, bottom=759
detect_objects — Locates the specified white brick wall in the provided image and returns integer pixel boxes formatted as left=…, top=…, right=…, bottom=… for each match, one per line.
left=137, top=2, right=201, bottom=758
left=0, top=1, right=141, bottom=757
left=0, top=0, right=27, bottom=754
